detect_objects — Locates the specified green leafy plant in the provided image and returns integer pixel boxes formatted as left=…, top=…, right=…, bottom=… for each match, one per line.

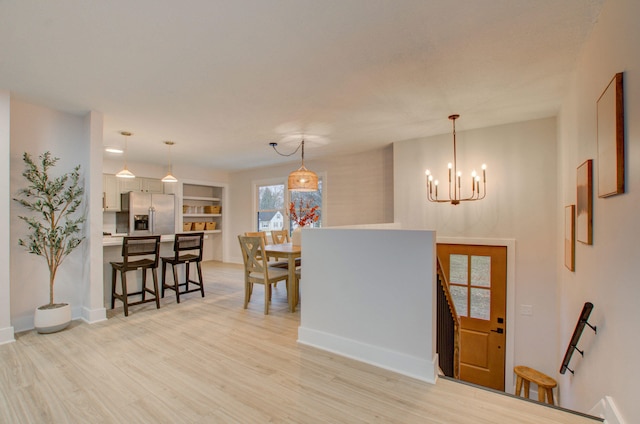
left=14, top=152, right=85, bottom=307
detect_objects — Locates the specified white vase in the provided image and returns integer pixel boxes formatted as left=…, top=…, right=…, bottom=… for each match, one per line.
left=34, top=303, right=71, bottom=334
left=292, top=226, right=302, bottom=246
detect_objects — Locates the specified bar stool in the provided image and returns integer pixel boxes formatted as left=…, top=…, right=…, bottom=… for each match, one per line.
left=110, top=235, right=161, bottom=317
left=161, top=232, right=205, bottom=303
left=514, top=365, right=558, bottom=405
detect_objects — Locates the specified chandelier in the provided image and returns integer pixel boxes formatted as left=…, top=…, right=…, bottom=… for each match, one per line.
left=425, top=114, right=486, bottom=205
left=269, top=138, right=318, bottom=191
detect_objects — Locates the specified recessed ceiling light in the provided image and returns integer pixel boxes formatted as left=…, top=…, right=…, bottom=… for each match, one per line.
left=104, top=147, right=124, bottom=154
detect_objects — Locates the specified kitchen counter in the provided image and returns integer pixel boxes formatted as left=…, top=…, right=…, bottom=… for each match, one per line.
left=103, top=234, right=176, bottom=247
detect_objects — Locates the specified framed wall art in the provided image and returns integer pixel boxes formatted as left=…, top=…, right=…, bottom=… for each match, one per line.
left=597, top=72, right=625, bottom=197
left=577, top=159, right=593, bottom=245
left=565, top=205, right=575, bottom=271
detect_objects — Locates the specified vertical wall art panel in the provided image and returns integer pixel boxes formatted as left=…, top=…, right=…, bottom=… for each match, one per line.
left=577, top=160, right=593, bottom=245
left=565, top=205, right=575, bottom=271
left=597, top=72, right=624, bottom=197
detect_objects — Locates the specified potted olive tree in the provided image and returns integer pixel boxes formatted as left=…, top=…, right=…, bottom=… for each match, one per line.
left=14, top=152, right=85, bottom=333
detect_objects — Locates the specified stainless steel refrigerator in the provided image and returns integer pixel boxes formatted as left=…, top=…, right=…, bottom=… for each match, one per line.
left=116, top=192, right=176, bottom=236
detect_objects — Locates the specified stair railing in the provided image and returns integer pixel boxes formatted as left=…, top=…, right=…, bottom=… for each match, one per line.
left=560, top=302, right=597, bottom=375
left=436, top=256, right=460, bottom=379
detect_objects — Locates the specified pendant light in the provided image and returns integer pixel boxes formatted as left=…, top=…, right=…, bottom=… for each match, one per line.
left=269, top=138, right=318, bottom=191
left=115, top=131, right=135, bottom=178
left=425, top=115, right=487, bottom=205
left=161, top=141, right=178, bottom=183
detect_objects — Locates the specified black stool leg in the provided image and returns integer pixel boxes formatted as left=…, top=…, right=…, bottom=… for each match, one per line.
left=196, top=261, right=204, bottom=297
left=111, top=266, right=117, bottom=309
left=152, top=267, right=160, bottom=309
left=141, top=268, right=147, bottom=301
left=172, top=263, right=180, bottom=303
left=121, top=270, right=129, bottom=317
left=161, top=260, right=167, bottom=298
left=185, top=261, right=190, bottom=291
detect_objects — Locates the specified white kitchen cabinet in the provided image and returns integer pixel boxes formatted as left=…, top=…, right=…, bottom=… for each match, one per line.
left=103, top=174, right=121, bottom=211
left=118, top=177, right=164, bottom=194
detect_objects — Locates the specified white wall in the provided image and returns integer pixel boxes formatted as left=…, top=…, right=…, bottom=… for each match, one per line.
left=557, top=0, right=640, bottom=420
left=227, top=146, right=393, bottom=263
left=393, top=118, right=559, bottom=388
left=298, top=227, right=437, bottom=383
left=0, top=90, right=14, bottom=344
left=10, top=99, right=90, bottom=331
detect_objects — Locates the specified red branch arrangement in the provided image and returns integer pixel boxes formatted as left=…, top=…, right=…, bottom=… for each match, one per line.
left=288, top=200, right=319, bottom=227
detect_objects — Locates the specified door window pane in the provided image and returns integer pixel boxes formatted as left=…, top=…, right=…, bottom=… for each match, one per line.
left=449, top=254, right=468, bottom=285
left=471, top=255, right=491, bottom=287
left=470, top=288, right=491, bottom=320
left=450, top=285, right=468, bottom=317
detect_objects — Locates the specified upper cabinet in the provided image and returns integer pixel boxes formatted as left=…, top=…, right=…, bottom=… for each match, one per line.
left=118, top=177, right=164, bottom=194
left=103, top=174, right=121, bottom=211
left=103, top=175, right=165, bottom=212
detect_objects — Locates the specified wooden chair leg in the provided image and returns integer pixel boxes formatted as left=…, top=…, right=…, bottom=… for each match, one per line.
left=172, top=264, right=180, bottom=303
left=515, top=375, right=523, bottom=396
left=264, top=284, right=270, bottom=315
left=185, top=261, right=190, bottom=292
left=141, top=268, right=147, bottom=301
left=121, top=270, right=129, bottom=317
left=547, top=388, right=555, bottom=405
left=244, top=280, right=251, bottom=309
left=111, top=268, right=117, bottom=309
left=196, top=261, right=204, bottom=297
left=152, top=268, right=160, bottom=310
left=161, top=260, right=167, bottom=298
left=523, top=380, right=530, bottom=398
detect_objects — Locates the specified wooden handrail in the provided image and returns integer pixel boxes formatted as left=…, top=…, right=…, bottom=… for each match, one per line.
left=560, top=302, right=596, bottom=375
left=436, top=256, right=460, bottom=379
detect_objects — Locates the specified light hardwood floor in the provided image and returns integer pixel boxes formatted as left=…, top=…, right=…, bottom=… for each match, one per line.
left=1, top=261, right=599, bottom=423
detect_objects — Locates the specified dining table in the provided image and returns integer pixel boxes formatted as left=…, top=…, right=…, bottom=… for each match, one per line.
left=264, top=242, right=301, bottom=312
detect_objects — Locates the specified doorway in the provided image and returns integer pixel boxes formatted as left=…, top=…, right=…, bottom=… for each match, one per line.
left=437, top=243, right=508, bottom=391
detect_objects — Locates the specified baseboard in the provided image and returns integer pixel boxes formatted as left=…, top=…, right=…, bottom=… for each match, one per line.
left=589, top=396, right=626, bottom=424
left=80, top=306, right=107, bottom=324
left=298, top=326, right=438, bottom=383
left=0, top=326, right=15, bottom=345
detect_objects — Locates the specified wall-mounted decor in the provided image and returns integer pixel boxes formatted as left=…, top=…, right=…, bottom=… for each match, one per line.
left=597, top=72, right=624, bottom=197
left=577, top=160, right=593, bottom=245
left=565, top=205, right=575, bottom=271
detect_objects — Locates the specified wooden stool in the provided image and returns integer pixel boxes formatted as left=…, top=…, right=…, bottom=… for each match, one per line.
left=514, top=365, right=557, bottom=405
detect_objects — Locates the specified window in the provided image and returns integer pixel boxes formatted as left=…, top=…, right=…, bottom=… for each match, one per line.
left=256, top=183, right=285, bottom=231
left=254, top=177, right=324, bottom=232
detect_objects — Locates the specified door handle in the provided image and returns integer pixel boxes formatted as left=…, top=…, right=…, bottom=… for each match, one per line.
left=491, top=328, right=504, bottom=334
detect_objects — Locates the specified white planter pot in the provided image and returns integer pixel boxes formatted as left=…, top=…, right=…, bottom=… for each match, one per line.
left=34, top=303, right=71, bottom=334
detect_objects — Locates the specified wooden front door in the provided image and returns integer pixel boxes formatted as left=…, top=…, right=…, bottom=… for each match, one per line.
left=437, top=244, right=507, bottom=391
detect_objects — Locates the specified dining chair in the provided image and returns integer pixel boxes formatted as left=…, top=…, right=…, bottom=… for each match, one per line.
left=238, top=235, right=289, bottom=314
left=110, top=235, right=161, bottom=317
left=270, top=229, right=290, bottom=244
left=271, top=229, right=301, bottom=268
left=244, top=231, right=288, bottom=270
left=161, top=232, right=205, bottom=303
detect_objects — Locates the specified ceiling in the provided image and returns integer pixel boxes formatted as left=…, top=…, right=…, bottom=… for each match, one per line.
left=0, top=0, right=604, bottom=171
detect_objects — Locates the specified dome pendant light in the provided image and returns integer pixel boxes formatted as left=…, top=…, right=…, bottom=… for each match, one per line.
left=115, top=131, right=135, bottom=179
left=270, top=138, right=318, bottom=191
left=161, top=141, right=178, bottom=183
